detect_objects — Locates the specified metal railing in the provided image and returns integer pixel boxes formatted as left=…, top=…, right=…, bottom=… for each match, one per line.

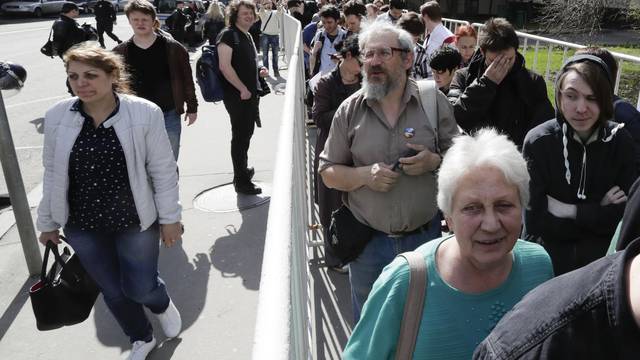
left=444, top=18, right=640, bottom=109
left=251, top=13, right=311, bottom=360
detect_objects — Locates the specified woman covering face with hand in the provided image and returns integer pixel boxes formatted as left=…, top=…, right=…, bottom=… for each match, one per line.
left=36, top=42, right=183, bottom=360
left=343, top=129, right=554, bottom=360
left=522, top=55, right=638, bottom=275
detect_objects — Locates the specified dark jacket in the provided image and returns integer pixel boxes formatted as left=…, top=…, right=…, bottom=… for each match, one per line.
left=93, top=0, right=116, bottom=23
left=473, top=236, right=640, bottom=360
left=204, top=17, right=225, bottom=45
left=52, top=15, right=87, bottom=58
left=448, top=52, right=554, bottom=148
left=166, top=9, right=189, bottom=33
left=616, top=178, right=640, bottom=250
left=113, top=34, right=198, bottom=115
left=614, top=95, right=640, bottom=172
left=311, top=67, right=361, bottom=231
left=522, top=118, right=637, bottom=274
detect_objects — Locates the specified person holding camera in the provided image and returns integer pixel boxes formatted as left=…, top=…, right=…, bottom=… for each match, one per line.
left=218, top=0, right=269, bottom=195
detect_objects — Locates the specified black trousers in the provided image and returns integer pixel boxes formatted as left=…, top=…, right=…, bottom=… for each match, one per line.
left=96, top=21, right=120, bottom=47
left=223, top=95, right=259, bottom=184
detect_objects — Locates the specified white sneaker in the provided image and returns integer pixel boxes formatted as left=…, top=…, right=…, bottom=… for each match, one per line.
left=157, top=298, right=182, bottom=338
left=127, top=337, right=156, bottom=360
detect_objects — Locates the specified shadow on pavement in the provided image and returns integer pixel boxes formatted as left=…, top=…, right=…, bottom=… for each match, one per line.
left=310, top=247, right=353, bottom=360
left=306, top=125, right=353, bottom=358
left=209, top=199, right=269, bottom=291
left=0, top=277, right=33, bottom=343
left=30, top=117, right=44, bottom=134
left=91, top=240, right=212, bottom=355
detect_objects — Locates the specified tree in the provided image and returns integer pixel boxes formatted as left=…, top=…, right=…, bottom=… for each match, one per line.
left=536, top=0, right=608, bottom=35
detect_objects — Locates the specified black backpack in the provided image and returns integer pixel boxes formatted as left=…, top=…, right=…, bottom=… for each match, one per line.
left=196, top=30, right=239, bottom=102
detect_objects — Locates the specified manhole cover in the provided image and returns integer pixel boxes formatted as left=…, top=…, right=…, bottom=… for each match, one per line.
left=193, top=181, right=271, bottom=213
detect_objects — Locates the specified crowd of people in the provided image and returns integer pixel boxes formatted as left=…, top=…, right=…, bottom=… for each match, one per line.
left=35, top=0, right=640, bottom=358
left=298, top=0, right=640, bottom=358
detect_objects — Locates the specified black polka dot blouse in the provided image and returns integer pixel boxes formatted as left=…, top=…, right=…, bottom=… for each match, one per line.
left=66, top=99, right=141, bottom=232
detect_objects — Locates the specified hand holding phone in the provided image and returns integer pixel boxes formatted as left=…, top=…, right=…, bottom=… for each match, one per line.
left=392, top=148, right=419, bottom=171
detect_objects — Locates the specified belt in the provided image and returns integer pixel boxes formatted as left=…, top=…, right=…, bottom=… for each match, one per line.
left=387, top=221, right=430, bottom=238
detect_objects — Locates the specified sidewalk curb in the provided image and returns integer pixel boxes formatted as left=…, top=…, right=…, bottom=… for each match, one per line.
left=0, top=182, right=42, bottom=239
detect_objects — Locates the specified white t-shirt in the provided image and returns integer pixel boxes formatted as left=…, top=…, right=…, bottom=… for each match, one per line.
left=422, top=23, right=455, bottom=78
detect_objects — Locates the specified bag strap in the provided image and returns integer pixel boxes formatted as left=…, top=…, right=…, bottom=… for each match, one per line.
left=261, top=11, right=274, bottom=32
left=395, top=251, right=428, bottom=360
left=47, top=27, right=54, bottom=41
left=41, top=240, right=66, bottom=283
left=417, top=79, right=440, bottom=153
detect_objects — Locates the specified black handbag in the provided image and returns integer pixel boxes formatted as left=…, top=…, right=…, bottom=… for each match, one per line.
left=328, top=205, right=374, bottom=266
left=40, top=28, right=57, bottom=58
left=29, top=238, right=100, bottom=331
left=257, top=76, right=271, bottom=97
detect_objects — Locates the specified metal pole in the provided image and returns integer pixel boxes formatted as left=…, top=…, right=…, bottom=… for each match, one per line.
left=0, top=90, right=42, bottom=275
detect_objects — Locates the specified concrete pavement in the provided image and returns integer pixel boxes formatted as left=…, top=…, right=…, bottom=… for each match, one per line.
left=0, top=73, right=287, bottom=359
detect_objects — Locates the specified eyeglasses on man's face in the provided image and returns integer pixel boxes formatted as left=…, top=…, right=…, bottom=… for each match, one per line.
left=360, top=46, right=409, bottom=62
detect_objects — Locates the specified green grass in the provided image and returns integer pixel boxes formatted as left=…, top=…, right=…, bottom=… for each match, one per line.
left=520, top=45, right=640, bottom=106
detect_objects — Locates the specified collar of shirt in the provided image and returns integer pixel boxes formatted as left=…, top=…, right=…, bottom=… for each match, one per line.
left=70, top=93, right=121, bottom=127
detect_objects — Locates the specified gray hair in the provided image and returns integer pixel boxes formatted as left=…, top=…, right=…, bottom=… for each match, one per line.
left=437, top=128, right=530, bottom=216
left=358, top=21, right=414, bottom=56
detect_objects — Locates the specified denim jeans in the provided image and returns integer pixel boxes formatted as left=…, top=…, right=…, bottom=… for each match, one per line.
left=349, top=215, right=442, bottom=323
left=163, top=109, right=181, bottom=161
left=260, top=34, right=280, bottom=74
left=63, top=223, right=170, bottom=343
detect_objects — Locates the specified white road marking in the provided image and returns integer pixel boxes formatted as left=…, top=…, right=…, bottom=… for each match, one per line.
left=0, top=27, right=50, bottom=36
left=6, top=95, right=67, bottom=109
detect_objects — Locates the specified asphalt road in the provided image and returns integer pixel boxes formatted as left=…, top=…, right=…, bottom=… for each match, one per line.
left=0, top=13, right=133, bottom=196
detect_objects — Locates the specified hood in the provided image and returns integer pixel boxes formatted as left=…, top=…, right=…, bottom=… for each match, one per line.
left=554, top=54, right=623, bottom=200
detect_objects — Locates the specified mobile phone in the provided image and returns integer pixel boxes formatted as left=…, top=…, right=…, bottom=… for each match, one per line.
left=392, top=148, right=419, bottom=171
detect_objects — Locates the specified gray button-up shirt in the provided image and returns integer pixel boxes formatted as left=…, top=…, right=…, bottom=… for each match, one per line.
left=319, top=78, right=459, bottom=234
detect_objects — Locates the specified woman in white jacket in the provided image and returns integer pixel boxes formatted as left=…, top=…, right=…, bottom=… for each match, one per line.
left=37, top=42, right=182, bottom=360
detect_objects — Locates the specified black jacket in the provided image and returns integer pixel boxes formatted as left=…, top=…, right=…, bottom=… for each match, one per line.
left=311, top=66, right=362, bottom=184
left=448, top=52, right=554, bottom=148
left=93, top=0, right=116, bottom=23
left=166, top=9, right=189, bottom=32
left=473, top=235, right=640, bottom=360
left=616, top=178, right=640, bottom=250
left=522, top=118, right=637, bottom=274
left=52, top=15, right=86, bottom=58
left=614, top=95, right=640, bottom=173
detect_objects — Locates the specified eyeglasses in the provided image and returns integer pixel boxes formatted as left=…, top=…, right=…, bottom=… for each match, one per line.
left=360, top=47, right=409, bottom=62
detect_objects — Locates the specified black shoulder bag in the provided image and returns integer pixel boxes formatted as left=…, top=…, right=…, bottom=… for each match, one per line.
left=328, top=205, right=374, bottom=266
left=40, top=28, right=57, bottom=58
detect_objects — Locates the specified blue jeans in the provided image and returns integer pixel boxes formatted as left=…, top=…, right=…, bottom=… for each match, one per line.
left=349, top=215, right=442, bottom=323
left=164, top=109, right=181, bottom=160
left=64, top=223, right=170, bottom=343
left=260, top=34, right=279, bottom=74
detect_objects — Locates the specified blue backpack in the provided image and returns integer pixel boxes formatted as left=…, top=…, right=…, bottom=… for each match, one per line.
left=196, top=30, right=239, bottom=103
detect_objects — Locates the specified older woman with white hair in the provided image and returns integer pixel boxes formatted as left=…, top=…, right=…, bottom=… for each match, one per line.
left=343, top=129, right=554, bottom=360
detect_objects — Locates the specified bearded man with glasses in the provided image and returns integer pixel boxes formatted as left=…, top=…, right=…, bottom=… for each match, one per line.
left=319, top=22, right=459, bottom=322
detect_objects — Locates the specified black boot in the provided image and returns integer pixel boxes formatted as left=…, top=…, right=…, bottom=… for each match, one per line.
left=234, top=180, right=262, bottom=195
